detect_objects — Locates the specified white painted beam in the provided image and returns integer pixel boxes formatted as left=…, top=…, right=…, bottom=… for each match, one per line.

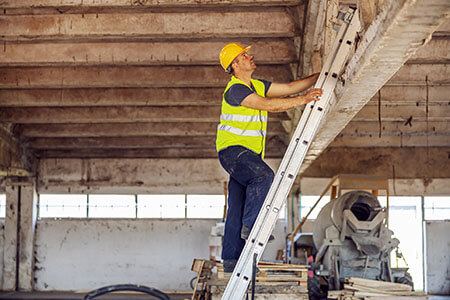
left=300, top=0, right=450, bottom=174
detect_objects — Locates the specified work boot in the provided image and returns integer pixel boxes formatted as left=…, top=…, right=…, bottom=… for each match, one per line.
left=223, top=259, right=260, bottom=275
left=241, top=225, right=275, bottom=242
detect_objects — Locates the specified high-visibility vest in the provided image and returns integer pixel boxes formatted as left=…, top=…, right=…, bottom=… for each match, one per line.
left=216, top=76, right=268, bottom=158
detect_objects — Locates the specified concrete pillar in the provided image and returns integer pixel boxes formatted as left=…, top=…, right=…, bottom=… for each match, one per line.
left=18, top=184, right=38, bottom=291
left=1, top=180, right=38, bottom=291
left=2, top=184, right=19, bottom=291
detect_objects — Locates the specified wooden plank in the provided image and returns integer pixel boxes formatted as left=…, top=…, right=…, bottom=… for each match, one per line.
left=0, top=39, right=296, bottom=66
left=408, top=39, right=450, bottom=63
left=347, top=277, right=412, bottom=292
left=0, top=11, right=296, bottom=41
left=0, top=65, right=293, bottom=88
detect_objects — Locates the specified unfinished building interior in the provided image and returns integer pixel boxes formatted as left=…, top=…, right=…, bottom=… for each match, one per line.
left=0, top=0, right=449, bottom=299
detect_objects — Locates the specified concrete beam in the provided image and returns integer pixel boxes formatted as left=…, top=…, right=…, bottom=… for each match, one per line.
left=33, top=146, right=288, bottom=159
left=36, top=158, right=282, bottom=194
left=0, top=39, right=296, bottom=67
left=343, top=120, right=449, bottom=134
left=27, top=135, right=288, bottom=150
left=299, top=177, right=450, bottom=196
left=330, top=133, right=450, bottom=147
left=15, top=122, right=286, bottom=137
left=299, top=0, right=450, bottom=174
left=0, top=88, right=224, bottom=107
left=0, top=65, right=293, bottom=89
left=353, top=103, right=450, bottom=122
left=387, top=64, right=450, bottom=85
left=408, top=39, right=450, bottom=63
left=366, top=85, right=450, bottom=105
left=1, top=0, right=302, bottom=9
left=0, top=10, right=297, bottom=41
left=0, top=107, right=289, bottom=123
left=303, top=147, right=450, bottom=179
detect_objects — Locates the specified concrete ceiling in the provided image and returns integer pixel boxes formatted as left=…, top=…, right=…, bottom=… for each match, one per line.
left=0, top=0, right=449, bottom=182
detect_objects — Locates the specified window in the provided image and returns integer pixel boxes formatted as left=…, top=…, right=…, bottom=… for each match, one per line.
left=39, top=194, right=87, bottom=218
left=187, top=194, right=225, bottom=219
left=379, top=196, right=423, bottom=291
left=137, top=194, right=185, bottom=218
left=88, top=195, right=136, bottom=218
left=424, top=196, right=450, bottom=220
left=299, top=195, right=327, bottom=220
left=0, top=194, right=5, bottom=218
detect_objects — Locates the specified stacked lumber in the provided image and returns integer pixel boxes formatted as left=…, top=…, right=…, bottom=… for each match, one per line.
left=328, top=277, right=428, bottom=300
left=216, top=261, right=308, bottom=285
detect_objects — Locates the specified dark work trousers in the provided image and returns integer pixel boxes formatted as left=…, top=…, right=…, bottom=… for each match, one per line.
left=218, top=145, right=275, bottom=260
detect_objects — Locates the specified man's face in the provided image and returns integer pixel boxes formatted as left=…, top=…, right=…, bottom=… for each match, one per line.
left=232, top=51, right=256, bottom=73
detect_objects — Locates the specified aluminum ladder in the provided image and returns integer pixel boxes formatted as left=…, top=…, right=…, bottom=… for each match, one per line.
left=221, top=7, right=362, bottom=300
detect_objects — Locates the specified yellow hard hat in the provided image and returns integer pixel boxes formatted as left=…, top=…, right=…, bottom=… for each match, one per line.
left=219, top=43, right=251, bottom=72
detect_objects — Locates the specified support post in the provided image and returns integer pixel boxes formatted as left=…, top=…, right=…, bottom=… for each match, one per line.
left=1, top=179, right=38, bottom=291
left=2, top=184, right=19, bottom=291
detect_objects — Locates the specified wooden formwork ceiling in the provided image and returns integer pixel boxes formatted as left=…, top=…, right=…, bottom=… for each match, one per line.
left=0, top=0, right=449, bottom=178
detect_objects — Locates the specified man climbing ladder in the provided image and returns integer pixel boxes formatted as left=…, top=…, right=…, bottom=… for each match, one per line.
left=220, top=7, right=362, bottom=300
left=216, top=43, right=323, bottom=274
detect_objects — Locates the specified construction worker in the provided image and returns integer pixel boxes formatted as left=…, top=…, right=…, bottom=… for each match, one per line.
left=216, top=43, right=323, bottom=273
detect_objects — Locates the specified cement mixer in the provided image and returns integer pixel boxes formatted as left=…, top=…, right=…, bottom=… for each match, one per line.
left=307, top=190, right=413, bottom=299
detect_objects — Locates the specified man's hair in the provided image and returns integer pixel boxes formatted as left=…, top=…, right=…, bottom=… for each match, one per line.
left=227, top=65, right=234, bottom=75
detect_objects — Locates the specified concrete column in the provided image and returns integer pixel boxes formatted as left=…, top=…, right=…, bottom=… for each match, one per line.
left=18, top=184, right=38, bottom=291
left=1, top=180, right=38, bottom=291
left=2, top=184, right=19, bottom=291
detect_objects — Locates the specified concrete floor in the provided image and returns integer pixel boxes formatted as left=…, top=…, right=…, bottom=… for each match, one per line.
left=0, top=291, right=191, bottom=300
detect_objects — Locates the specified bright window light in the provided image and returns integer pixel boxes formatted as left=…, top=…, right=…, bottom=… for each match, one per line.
left=379, top=196, right=423, bottom=291
left=187, top=195, right=225, bottom=219
left=88, top=195, right=136, bottom=218
left=0, top=194, right=5, bottom=218
left=424, top=196, right=450, bottom=220
left=137, top=195, right=185, bottom=218
left=299, top=195, right=326, bottom=220
left=39, top=194, right=87, bottom=218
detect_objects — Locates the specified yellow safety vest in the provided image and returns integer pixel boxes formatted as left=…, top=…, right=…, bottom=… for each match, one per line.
left=216, top=76, right=268, bottom=158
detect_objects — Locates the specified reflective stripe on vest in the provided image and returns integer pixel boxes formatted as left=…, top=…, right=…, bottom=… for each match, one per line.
left=220, top=113, right=268, bottom=123
left=216, top=76, right=268, bottom=158
left=217, top=124, right=267, bottom=137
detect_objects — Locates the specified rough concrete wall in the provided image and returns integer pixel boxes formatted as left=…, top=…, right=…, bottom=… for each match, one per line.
left=0, top=219, right=4, bottom=287
left=34, top=218, right=286, bottom=291
left=425, top=220, right=450, bottom=295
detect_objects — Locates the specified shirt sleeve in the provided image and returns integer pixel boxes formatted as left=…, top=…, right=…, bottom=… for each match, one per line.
left=257, top=79, right=272, bottom=96
left=224, top=83, right=254, bottom=107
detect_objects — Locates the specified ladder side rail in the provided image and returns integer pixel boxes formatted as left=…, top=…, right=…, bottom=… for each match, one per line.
left=221, top=8, right=360, bottom=300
